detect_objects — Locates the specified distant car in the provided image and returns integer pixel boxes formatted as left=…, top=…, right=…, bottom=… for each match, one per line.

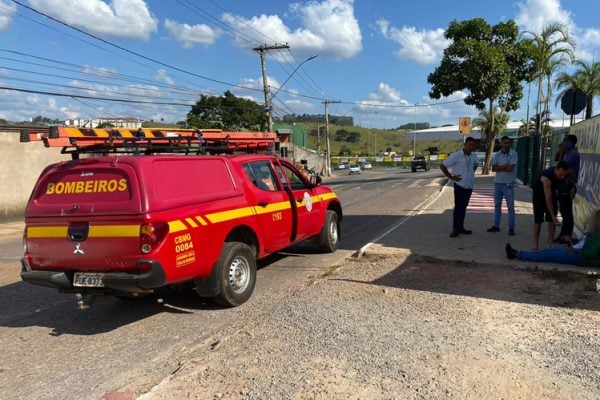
left=334, top=163, right=347, bottom=170
left=361, top=162, right=372, bottom=170
left=348, top=163, right=361, bottom=175
left=411, top=156, right=429, bottom=172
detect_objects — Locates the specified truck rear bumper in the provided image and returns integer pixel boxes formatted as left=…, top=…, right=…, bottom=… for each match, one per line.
left=20, top=258, right=167, bottom=294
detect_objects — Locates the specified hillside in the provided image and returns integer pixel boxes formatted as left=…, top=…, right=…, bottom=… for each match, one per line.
left=299, top=122, right=464, bottom=157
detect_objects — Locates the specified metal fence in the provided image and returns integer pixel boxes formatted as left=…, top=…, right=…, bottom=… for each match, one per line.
left=515, top=128, right=570, bottom=186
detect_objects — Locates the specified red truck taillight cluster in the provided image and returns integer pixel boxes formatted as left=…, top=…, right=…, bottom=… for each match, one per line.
left=140, top=222, right=169, bottom=254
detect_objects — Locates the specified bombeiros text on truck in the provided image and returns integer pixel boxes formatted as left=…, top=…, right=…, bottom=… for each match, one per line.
left=20, top=126, right=342, bottom=308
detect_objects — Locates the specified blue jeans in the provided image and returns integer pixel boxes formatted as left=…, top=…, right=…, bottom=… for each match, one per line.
left=494, top=182, right=515, bottom=229
left=518, top=247, right=582, bottom=265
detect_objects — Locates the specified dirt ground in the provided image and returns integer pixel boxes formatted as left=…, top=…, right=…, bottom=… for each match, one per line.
left=130, top=250, right=600, bottom=400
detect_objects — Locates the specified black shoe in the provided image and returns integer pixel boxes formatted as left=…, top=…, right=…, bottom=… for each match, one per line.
left=505, top=243, right=518, bottom=259
left=459, top=228, right=472, bottom=235
left=508, top=228, right=515, bottom=236
left=487, top=226, right=500, bottom=232
left=554, top=236, right=572, bottom=246
left=449, top=231, right=459, bottom=238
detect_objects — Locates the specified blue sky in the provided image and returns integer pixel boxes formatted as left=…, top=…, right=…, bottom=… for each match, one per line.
left=0, top=0, right=598, bottom=128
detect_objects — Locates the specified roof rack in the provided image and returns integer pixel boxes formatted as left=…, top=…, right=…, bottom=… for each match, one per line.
left=21, top=127, right=278, bottom=159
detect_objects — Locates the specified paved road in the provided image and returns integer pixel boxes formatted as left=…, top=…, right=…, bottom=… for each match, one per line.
left=0, top=168, right=439, bottom=400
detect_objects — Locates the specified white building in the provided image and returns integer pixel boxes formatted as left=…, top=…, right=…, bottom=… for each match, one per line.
left=406, top=119, right=581, bottom=142
left=64, top=117, right=143, bottom=129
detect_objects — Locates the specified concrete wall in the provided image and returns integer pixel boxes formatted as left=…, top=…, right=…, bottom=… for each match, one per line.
left=0, top=131, right=63, bottom=221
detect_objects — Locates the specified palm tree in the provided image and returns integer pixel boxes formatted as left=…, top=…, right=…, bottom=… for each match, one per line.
left=523, top=23, right=574, bottom=168
left=555, top=59, right=600, bottom=120
left=472, top=109, right=509, bottom=174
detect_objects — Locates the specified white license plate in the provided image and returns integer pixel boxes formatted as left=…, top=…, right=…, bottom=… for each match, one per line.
left=73, top=273, right=104, bottom=287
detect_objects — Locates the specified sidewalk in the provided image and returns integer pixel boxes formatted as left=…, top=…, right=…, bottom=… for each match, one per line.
left=0, top=219, right=24, bottom=238
left=369, top=174, right=600, bottom=276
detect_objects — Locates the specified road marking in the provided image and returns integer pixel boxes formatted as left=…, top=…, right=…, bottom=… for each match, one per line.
left=357, top=183, right=445, bottom=258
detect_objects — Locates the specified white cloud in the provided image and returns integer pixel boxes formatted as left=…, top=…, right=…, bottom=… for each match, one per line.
left=515, top=0, right=573, bottom=34
left=164, top=19, right=222, bottom=48
left=221, top=0, right=361, bottom=60
left=377, top=19, right=449, bottom=64
left=355, top=83, right=410, bottom=114
left=232, top=76, right=280, bottom=104
left=0, top=0, right=16, bottom=31
left=515, top=0, right=599, bottom=62
left=366, top=83, right=408, bottom=105
left=81, top=66, right=119, bottom=78
left=578, top=28, right=600, bottom=60
left=28, top=0, right=158, bottom=40
left=154, top=69, right=174, bottom=85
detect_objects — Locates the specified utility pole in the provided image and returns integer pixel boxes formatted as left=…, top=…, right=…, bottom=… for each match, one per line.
left=253, top=43, right=290, bottom=132
left=323, top=99, right=340, bottom=176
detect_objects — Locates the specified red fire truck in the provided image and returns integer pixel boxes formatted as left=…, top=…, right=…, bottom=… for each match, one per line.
left=20, top=127, right=342, bottom=308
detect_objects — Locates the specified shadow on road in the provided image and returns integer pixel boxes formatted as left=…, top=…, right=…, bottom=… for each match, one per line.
left=333, top=253, right=600, bottom=312
left=0, top=280, right=225, bottom=335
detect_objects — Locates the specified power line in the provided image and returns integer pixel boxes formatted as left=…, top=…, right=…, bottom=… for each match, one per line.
left=0, top=49, right=214, bottom=97
left=11, top=0, right=263, bottom=94
left=0, top=85, right=195, bottom=106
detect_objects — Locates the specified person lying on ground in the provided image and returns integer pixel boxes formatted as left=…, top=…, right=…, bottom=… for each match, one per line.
left=505, top=210, right=600, bottom=268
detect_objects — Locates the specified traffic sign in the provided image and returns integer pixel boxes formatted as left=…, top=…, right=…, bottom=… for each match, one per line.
left=560, top=88, right=586, bottom=115
left=459, top=117, right=471, bottom=135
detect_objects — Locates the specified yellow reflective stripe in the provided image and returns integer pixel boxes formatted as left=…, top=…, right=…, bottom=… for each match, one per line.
left=253, top=200, right=291, bottom=215
left=319, top=192, right=337, bottom=201
left=206, top=206, right=255, bottom=223
left=168, top=220, right=188, bottom=233
left=89, top=225, right=139, bottom=237
left=63, top=127, right=87, bottom=137
left=195, top=216, right=208, bottom=226
left=27, top=225, right=139, bottom=238
left=27, top=226, right=67, bottom=238
left=185, top=218, right=198, bottom=228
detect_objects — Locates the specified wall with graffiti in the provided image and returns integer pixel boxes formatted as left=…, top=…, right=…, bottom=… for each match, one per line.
left=572, top=115, right=600, bottom=233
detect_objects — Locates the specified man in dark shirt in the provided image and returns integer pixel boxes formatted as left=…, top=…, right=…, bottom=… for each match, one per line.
left=531, top=161, right=570, bottom=250
left=554, top=134, right=580, bottom=244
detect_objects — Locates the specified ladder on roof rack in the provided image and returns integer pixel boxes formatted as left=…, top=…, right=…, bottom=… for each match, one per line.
left=20, top=127, right=279, bottom=159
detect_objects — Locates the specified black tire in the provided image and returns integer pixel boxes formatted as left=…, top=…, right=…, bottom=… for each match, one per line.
left=213, top=242, right=256, bottom=307
left=319, top=210, right=340, bottom=253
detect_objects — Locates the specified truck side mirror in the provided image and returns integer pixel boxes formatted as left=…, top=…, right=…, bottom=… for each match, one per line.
left=310, top=174, right=322, bottom=187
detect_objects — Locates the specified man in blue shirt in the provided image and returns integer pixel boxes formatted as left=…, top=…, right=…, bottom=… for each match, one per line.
left=487, top=136, right=518, bottom=235
left=440, top=137, right=478, bottom=238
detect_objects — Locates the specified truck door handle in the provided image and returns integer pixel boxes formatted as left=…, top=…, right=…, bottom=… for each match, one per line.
left=257, top=201, right=269, bottom=207
left=296, top=198, right=303, bottom=203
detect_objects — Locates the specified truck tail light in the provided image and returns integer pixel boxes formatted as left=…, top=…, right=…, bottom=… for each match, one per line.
left=140, top=222, right=169, bottom=254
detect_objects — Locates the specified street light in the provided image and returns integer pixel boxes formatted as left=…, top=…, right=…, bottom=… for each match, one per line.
left=270, top=55, right=318, bottom=101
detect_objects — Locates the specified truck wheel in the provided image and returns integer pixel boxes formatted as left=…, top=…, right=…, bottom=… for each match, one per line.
left=319, top=210, right=340, bottom=253
left=213, top=242, right=256, bottom=307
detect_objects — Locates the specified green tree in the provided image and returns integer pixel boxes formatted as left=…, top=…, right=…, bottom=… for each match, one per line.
left=186, top=91, right=266, bottom=131
left=555, top=59, right=600, bottom=120
left=347, top=131, right=361, bottom=143
left=334, top=129, right=350, bottom=142
left=427, top=18, right=534, bottom=174
left=472, top=108, right=509, bottom=141
left=523, top=23, right=574, bottom=166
